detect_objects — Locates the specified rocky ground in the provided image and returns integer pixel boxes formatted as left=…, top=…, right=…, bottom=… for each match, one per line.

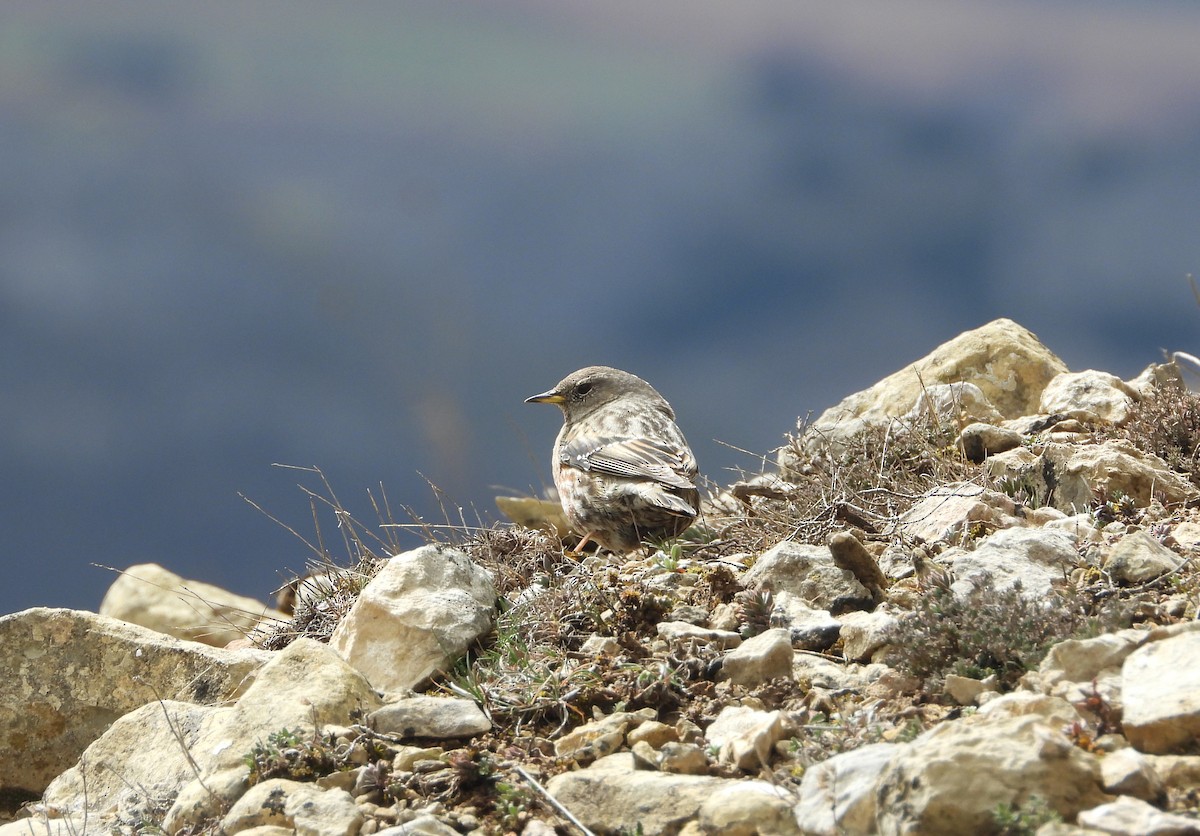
left=3, top=318, right=1200, bottom=836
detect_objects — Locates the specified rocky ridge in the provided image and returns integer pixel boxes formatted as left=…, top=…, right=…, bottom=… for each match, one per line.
left=4, top=318, right=1200, bottom=835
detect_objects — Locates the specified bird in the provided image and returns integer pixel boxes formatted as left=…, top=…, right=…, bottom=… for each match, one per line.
left=525, top=366, right=700, bottom=554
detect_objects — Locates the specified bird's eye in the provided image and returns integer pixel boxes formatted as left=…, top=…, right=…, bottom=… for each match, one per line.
left=574, top=380, right=593, bottom=397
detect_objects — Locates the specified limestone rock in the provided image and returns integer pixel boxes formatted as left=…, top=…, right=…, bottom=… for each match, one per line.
left=902, top=381, right=1003, bottom=426
left=221, top=779, right=361, bottom=836
left=943, top=673, right=996, bottom=706
left=771, top=595, right=841, bottom=651
left=545, top=756, right=731, bottom=836
left=658, top=742, right=710, bottom=775
left=1029, top=630, right=1137, bottom=721
left=720, top=628, right=794, bottom=687
left=1075, top=795, right=1200, bottom=836
left=1169, top=521, right=1200, bottom=552
left=1099, top=747, right=1165, bottom=803
left=705, top=705, right=788, bottom=771
left=329, top=544, right=496, bottom=692
left=0, top=607, right=267, bottom=797
left=627, top=720, right=677, bottom=749
left=44, top=638, right=381, bottom=826
left=99, top=562, right=286, bottom=647
left=377, top=817, right=461, bottom=836
left=41, top=699, right=217, bottom=832
left=986, top=440, right=1196, bottom=515
left=744, top=541, right=872, bottom=614
left=950, top=526, right=1079, bottom=600
left=898, top=482, right=1023, bottom=545
left=782, top=319, right=1066, bottom=466
left=1040, top=370, right=1138, bottom=425
left=162, top=767, right=250, bottom=835
left=1123, top=630, right=1200, bottom=754
left=697, top=780, right=800, bottom=836
left=554, top=708, right=656, bottom=761
left=1103, top=531, right=1183, bottom=585
left=958, top=422, right=1024, bottom=463
left=793, top=743, right=897, bottom=836
left=368, top=696, right=491, bottom=739
left=874, top=713, right=1107, bottom=835
left=657, top=621, right=742, bottom=649
left=836, top=608, right=900, bottom=663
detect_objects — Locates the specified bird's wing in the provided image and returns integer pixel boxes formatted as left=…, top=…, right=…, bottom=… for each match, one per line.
left=560, top=435, right=697, bottom=491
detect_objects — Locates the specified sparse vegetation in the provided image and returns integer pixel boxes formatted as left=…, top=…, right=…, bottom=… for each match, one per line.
left=1099, top=382, right=1200, bottom=488
left=992, top=795, right=1062, bottom=835
left=890, top=581, right=1129, bottom=692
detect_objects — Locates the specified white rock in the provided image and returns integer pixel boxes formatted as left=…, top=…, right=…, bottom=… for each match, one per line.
left=697, top=780, right=800, bottom=836
left=793, top=742, right=897, bottom=835
left=99, top=562, right=286, bottom=647
left=657, top=621, right=742, bottom=648
left=976, top=693, right=1084, bottom=725
left=743, top=541, right=872, bottom=613
left=782, top=319, right=1067, bottom=467
left=1123, top=630, right=1200, bottom=754
left=899, top=482, right=1023, bottom=545
left=1169, top=521, right=1200, bottom=552
left=0, top=821, right=80, bottom=836
left=329, top=544, right=495, bottom=692
left=0, top=607, right=268, bottom=797
left=1100, top=747, right=1165, bottom=802
left=1075, top=795, right=1200, bottom=836
left=580, top=633, right=622, bottom=656
left=958, top=422, right=1024, bottom=462
left=545, top=762, right=731, bottom=835
left=837, top=608, right=900, bottom=663
left=376, top=816, right=461, bottom=836
left=903, top=381, right=1003, bottom=426
left=1036, top=630, right=1145, bottom=692
left=163, top=767, right=250, bottom=834
left=987, top=441, right=1197, bottom=516
left=950, top=526, right=1079, bottom=599
left=554, top=708, right=655, bottom=761
left=943, top=673, right=995, bottom=706
left=1103, top=530, right=1183, bottom=585
left=368, top=695, right=491, bottom=739
left=771, top=594, right=841, bottom=652
left=705, top=705, right=788, bottom=771
left=221, top=779, right=361, bottom=836
left=44, top=638, right=381, bottom=823
left=721, top=628, right=794, bottom=687
left=1040, top=370, right=1138, bottom=425
left=874, top=713, right=1106, bottom=835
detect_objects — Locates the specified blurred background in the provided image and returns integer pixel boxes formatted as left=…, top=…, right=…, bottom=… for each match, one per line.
left=3, top=1, right=1199, bottom=615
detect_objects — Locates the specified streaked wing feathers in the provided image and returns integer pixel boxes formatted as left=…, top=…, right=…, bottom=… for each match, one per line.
left=561, top=435, right=697, bottom=491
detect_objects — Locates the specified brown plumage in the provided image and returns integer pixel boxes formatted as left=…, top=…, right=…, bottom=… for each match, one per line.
left=525, top=366, right=700, bottom=553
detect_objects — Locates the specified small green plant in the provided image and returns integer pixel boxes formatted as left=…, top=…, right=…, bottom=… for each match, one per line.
left=992, top=795, right=1061, bottom=835
left=493, top=781, right=534, bottom=831
left=244, top=727, right=337, bottom=785
left=651, top=540, right=683, bottom=572
left=734, top=587, right=774, bottom=638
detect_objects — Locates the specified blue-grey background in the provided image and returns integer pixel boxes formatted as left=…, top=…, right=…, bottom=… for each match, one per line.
left=3, top=1, right=1198, bottom=616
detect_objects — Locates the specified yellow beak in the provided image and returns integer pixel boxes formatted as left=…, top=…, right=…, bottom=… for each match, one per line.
left=525, top=389, right=565, bottom=405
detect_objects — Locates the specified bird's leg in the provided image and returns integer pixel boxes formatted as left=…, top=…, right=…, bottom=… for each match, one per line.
left=566, top=532, right=596, bottom=558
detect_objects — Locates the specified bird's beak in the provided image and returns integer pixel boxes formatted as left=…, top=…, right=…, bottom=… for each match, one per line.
left=525, top=389, right=565, bottom=405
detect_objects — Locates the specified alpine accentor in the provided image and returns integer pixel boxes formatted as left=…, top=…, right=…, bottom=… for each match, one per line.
left=526, top=366, right=700, bottom=553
